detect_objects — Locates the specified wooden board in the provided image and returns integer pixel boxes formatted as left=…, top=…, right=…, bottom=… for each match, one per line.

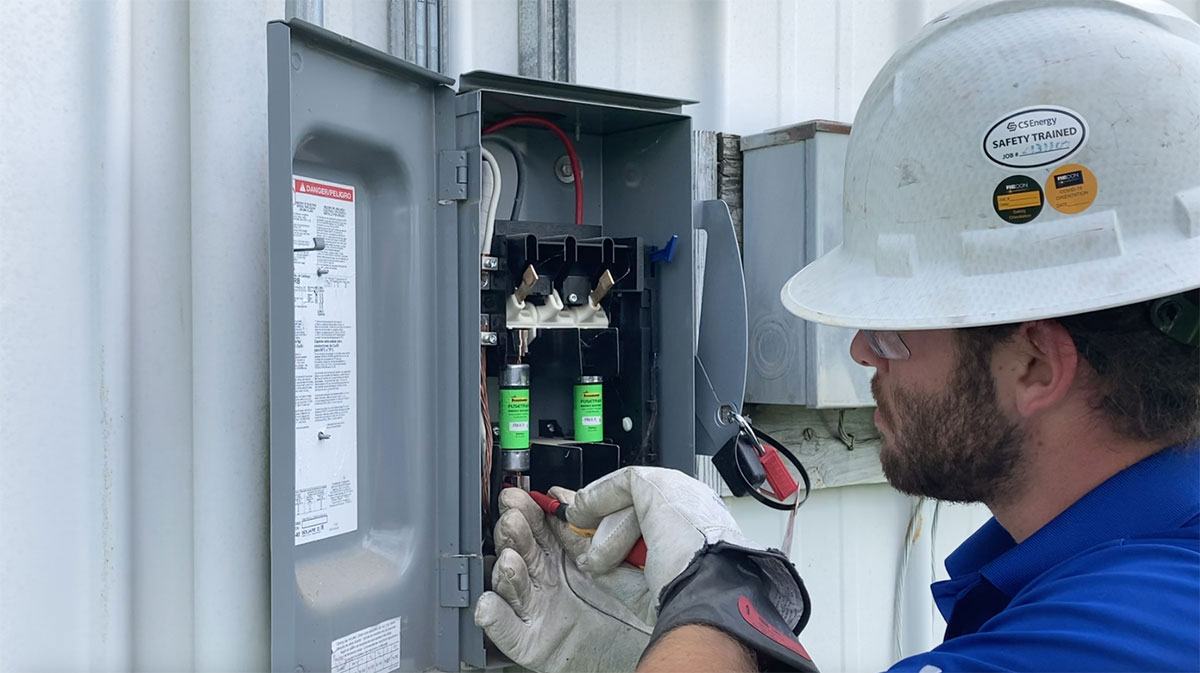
left=744, top=403, right=885, bottom=489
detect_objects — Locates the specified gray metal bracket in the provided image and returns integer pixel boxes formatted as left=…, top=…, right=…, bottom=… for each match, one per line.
left=695, top=357, right=737, bottom=455
left=693, top=200, right=748, bottom=456
left=438, top=150, right=468, bottom=201
left=439, top=555, right=471, bottom=608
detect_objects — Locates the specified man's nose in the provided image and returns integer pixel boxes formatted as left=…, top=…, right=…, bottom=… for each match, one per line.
left=850, top=330, right=888, bottom=373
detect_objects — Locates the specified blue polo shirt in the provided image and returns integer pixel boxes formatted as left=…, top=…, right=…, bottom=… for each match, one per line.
left=889, top=442, right=1200, bottom=672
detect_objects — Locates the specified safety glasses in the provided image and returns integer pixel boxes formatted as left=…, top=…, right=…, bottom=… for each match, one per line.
left=864, top=330, right=911, bottom=360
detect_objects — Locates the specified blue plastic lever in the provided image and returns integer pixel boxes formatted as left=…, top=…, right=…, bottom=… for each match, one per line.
left=650, top=235, right=679, bottom=264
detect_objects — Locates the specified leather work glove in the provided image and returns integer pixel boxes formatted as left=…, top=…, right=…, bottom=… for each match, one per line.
left=474, top=487, right=652, bottom=672
left=566, top=467, right=819, bottom=672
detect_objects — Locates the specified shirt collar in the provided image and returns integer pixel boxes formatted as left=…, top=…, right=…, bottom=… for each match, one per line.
left=944, top=440, right=1200, bottom=597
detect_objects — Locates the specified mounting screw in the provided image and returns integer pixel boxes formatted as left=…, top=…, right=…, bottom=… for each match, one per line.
left=567, top=293, right=579, bottom=303
left=621, top=417, right=633, bottom=432
left=317, top=431, right=331, bottom=440
left=555, top=155, right=575, bottom=184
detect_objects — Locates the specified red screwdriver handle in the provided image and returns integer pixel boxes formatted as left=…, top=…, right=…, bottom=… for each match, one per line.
left=528, top=489, right=565, bottom=518
left=529, top=490, right=648, bottom=569
left=625, top=536, right=648, bottom=568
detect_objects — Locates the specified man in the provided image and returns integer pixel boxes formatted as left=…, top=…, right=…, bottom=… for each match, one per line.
left=475, top=0, right=1200, bottom=670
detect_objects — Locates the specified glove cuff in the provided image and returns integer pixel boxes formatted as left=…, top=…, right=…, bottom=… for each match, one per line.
left=644, top=542, right=818, bottom=673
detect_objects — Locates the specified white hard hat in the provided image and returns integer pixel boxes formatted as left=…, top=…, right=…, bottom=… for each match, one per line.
left=781, top=0, right=1200, bottom=330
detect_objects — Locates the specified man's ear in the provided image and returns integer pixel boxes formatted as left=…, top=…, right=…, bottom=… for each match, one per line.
left=1008, top=320, right=1080, bottom=419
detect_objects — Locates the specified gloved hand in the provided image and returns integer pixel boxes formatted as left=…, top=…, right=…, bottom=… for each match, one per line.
left=565, top=467, right=817, bottom=672
left=474, top=487, right=652, bottom=673
left=564, top=466, right=758, bottom=619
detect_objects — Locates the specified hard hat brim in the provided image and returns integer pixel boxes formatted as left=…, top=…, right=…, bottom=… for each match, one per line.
left=781, top=241, right=1200, bottom=331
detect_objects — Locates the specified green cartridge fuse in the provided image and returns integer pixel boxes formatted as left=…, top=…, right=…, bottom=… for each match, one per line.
left=574, top=376, right=604, bottom=443
left=500, top=364, right=531, bottom=471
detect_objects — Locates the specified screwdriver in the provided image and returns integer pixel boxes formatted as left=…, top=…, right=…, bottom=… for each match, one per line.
left=528, top=490, right=649, bottom=569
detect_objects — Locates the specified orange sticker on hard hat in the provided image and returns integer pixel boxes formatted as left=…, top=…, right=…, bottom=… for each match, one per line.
left=1044, top=163, right=1098, bottom=214
left=993, top=175, right=1043, bottom=224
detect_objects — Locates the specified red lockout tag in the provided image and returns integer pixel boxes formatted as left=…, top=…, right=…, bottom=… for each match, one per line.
left=759, top=443, right=798, bottom=501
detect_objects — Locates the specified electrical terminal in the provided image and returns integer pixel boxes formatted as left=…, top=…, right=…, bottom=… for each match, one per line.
left=535, top=290, right=574, bottom=327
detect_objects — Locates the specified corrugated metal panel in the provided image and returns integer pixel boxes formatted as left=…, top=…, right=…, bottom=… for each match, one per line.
left=566, top=0, right=950, bottom=133
left=2, top=0, right=1197, bottom=670
left=132, top=2, right=195, bottom=668
left=1, top=1, right=283, bottom=669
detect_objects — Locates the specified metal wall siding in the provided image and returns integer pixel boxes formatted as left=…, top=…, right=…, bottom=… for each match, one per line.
left=2, top=0, right=1196, bottom=670
left=132, top=1, right=196, bottom=669
left=189, top=3, right=278, bottom=670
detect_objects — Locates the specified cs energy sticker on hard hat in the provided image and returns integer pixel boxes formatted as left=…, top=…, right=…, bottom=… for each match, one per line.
left=983, top=105, right=1088, bottom=169
left=993, top=175, right=1043, bottom=224
left=1044, top=163, right=1098, bottom=214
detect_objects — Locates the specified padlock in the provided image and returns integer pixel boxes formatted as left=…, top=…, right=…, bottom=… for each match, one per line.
left=758, top=440, right=798, bottom=502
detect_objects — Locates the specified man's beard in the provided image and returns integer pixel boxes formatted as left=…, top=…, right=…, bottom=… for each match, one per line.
left=874, top=338, right=1026, bottom=506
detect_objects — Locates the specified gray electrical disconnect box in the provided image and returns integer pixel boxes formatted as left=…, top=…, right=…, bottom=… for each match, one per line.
left=267, top=19, right=745, bottom=673
left=741, top=121, right=873, bottom=408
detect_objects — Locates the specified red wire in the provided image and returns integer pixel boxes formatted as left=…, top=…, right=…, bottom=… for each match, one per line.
left=482, top=116, right=584, bottom=225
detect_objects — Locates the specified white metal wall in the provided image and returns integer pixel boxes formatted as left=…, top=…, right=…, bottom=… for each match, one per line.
left=1, top=1, right=1196, bottom=671
left=1, top=2, right=283, bottom=670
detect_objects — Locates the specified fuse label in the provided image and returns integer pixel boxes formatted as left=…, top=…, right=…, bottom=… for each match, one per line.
left=500, top=389, right=530, bottom=449
left=574, top=383, right=604, bottom=442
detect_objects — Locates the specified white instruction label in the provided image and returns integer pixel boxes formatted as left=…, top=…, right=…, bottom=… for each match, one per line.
left=293, top=176, right=358, bottom=546
left=331, top=618, right=401, bottom=673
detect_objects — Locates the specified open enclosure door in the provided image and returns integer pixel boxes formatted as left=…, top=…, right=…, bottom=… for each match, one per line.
left=267, top=20, right=467, bottom=673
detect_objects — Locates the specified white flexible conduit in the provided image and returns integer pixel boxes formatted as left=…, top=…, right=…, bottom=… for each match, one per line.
left=480, top=146, right=502, bottom=255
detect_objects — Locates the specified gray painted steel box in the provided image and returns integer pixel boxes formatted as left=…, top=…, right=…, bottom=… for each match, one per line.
left=268, top=20, right=714, bottom=672
left=741, top=121, right=873, bottom=408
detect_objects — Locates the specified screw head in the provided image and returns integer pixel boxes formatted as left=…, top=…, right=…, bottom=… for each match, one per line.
left=554, top=155, right=575, bottom=184
left=568, top=293, right=579, bottom=303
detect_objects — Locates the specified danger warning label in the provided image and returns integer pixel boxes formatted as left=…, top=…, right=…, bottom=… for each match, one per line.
left=295, top=178, right=354, bottom=202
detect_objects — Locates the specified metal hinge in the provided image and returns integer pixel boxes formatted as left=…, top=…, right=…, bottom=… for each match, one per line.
left=438, top=150, right=468, bottom=202
left=439, top=555, right=471, bottom=607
